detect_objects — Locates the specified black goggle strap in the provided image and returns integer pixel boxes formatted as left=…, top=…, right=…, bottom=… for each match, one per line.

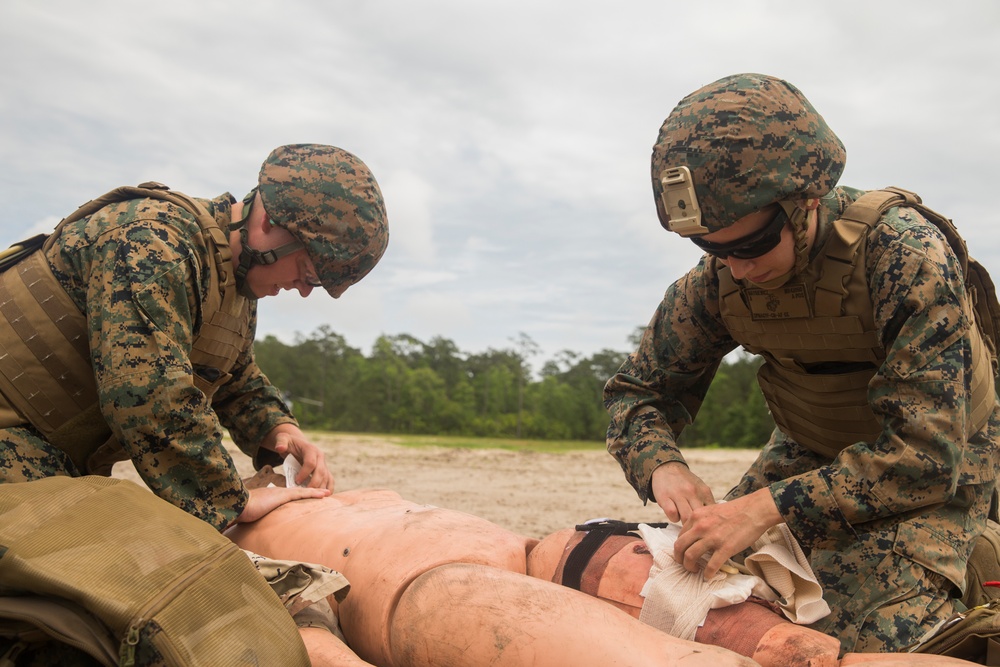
left=691, top=206, right=788, bottom=258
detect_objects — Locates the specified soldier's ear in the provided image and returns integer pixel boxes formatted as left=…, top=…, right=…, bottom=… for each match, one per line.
left=258, top=210, right=275, bottom=234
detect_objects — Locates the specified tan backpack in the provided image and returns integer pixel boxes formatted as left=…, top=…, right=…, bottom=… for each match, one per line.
left=0, top=476, right=310, bottom=666
left=843, top=187, right=1000, bottom=378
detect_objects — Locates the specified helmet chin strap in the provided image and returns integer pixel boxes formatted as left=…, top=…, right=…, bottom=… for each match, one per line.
left=232, top=217, right=304, bottom=299
left=748, top=202, right=813, bottom=290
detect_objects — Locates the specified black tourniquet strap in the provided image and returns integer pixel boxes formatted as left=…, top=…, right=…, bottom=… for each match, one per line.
left=561, top=520, right=670, bottom=591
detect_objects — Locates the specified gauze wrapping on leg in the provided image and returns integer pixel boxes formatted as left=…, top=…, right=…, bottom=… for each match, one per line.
left=637, top=523, right=770, bottom=640
left=743, top=523, right=829, bottom=625
left=636, top=522, right=831, bottom=640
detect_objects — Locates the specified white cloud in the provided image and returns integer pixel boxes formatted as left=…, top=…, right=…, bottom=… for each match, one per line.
left=2, top=0, right=999, bottom=364
left=377, top=169, right=437, bottom=262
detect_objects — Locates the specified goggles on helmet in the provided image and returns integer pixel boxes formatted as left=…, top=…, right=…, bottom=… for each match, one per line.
left=689, top=206, right=788, bottom=260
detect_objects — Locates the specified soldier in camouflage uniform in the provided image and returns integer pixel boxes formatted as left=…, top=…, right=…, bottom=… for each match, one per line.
left=0, top=144, right=389, bottom=532
left=604, top=74, right=1000, bottom=654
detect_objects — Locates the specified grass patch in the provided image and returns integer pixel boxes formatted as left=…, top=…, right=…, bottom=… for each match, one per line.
left=398, top=434, right=606, bottom=453
left=313, top=431, right=606, bottom=453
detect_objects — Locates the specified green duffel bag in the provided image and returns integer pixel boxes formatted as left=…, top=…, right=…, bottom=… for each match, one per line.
left=0, top=476, right=310, bottom=667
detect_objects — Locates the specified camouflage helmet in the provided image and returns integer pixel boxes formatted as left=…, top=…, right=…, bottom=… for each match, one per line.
left=651, top=73, right=846, bottom=236
left=256, top=144, right=388, bottom=298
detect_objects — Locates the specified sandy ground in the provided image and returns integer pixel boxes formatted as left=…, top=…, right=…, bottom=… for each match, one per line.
left=112, top=433, right=760, bottom=539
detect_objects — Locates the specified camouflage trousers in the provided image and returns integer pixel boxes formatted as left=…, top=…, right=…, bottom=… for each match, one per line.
left=803, top=534, right=957, bottom=653
left=0, top=425, right=83, bottom=483
left=727, top=429, right=986, bottom=655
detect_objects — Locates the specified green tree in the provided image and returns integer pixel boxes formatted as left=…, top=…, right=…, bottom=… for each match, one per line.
left=253, top=326, right=772, bottom=445
left=679, top=353, right=771, bottom=448
left=509, top=332, right=540, bottom=438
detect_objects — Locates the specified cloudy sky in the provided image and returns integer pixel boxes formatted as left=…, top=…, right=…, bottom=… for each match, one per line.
left=2, top=0, right=998, bottom=369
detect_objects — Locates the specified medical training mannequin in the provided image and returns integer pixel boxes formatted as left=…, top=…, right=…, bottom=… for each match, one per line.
left=228, top=488, right=751, bottom=666
left=227, top=485, right=975, bottom=667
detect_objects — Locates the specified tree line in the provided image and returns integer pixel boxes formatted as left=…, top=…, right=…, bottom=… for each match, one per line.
left=253, top=326, right=775, bottom=447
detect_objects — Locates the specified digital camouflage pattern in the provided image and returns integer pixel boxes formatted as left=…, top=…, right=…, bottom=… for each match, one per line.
left=0, top=193, right=296, bottom=530
left=258, top=144, right=389, bottom=298
left=605, top=184, right=1000, bottom=653
left=727, top=426, right=995, bottom=653
left=651, top=73, right=846, bottom=235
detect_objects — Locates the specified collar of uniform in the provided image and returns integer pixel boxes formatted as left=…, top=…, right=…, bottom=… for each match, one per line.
left=808, top=186, right=861, bottom=263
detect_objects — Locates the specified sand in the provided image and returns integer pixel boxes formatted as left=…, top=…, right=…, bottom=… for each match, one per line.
left=112, top=433, right=760, bottom=538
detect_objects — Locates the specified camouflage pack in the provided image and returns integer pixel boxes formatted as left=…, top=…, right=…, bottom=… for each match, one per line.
left=0, top=477, right=309, bottom=666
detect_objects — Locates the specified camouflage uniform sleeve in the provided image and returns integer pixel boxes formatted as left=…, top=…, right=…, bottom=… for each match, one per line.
left=770, top=207, right=992, bottom=548
left=604, top=256, right=738, bottom=502
left=85, top=212, right=248, bottom=531
left=211, top=302, right=298, bottom=460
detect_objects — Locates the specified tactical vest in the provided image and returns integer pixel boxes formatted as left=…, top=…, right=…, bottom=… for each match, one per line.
left=0, top=184, right=250, bottom=474
left=719, top=187, right=998, bottom=459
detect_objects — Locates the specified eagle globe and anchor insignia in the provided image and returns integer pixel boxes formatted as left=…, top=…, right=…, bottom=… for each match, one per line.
left=746, top=283, right=811, bottom=321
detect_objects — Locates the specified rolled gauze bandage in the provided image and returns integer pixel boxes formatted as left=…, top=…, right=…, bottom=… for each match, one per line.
left=637, top=523, right=769, bottom=640
left=743, top=523, right=829, bottom=625
left=635, top=522, right=831, bottom=641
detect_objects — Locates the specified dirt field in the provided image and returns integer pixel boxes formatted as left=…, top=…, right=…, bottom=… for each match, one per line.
left=112, top=433, right=760, bottom=538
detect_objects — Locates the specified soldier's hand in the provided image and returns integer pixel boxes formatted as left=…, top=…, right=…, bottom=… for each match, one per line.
left=263, top=424, right=336, bottom=491
left=672, top=488, right=781, bottom=579
left=274, top=434, right=335, bottom=491
left=650, top=462, right=716, bottom=524
left=237, top=486, right=331, bottom=524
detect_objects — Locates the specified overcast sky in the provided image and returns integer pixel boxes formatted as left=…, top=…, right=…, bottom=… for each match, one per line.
left=2, top=0, right=998, bottom=370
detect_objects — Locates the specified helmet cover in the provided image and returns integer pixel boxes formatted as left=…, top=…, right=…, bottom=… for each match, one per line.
left=258, top=144, right=389, bottom=297
left=651, top=73, right=846, bottom=235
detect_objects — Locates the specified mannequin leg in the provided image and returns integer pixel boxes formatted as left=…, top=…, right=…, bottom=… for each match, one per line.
left=695, top=601, right=840, bottom=666
left=298, top=627, right=376, bottom=667
left=839, top=655, right=978, bottom=665
left=388, top=562, right=758, bottom=667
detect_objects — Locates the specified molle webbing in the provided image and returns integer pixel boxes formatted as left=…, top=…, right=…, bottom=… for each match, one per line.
left=0, top=253, right=101, bottom=446
left=718, top=194, right=884, bottom=457
left=719, top=187, right=997, bottom=458
left=719, top=205, right=885, bottom=367
left=0, top=184, right=246, bottom=474
left=719, top=197, right=881, bottom=364
left=757, top=365, right=882, bottom=459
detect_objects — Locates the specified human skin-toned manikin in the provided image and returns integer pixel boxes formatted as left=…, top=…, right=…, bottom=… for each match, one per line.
left=227, top=490, right=974, bottom=667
